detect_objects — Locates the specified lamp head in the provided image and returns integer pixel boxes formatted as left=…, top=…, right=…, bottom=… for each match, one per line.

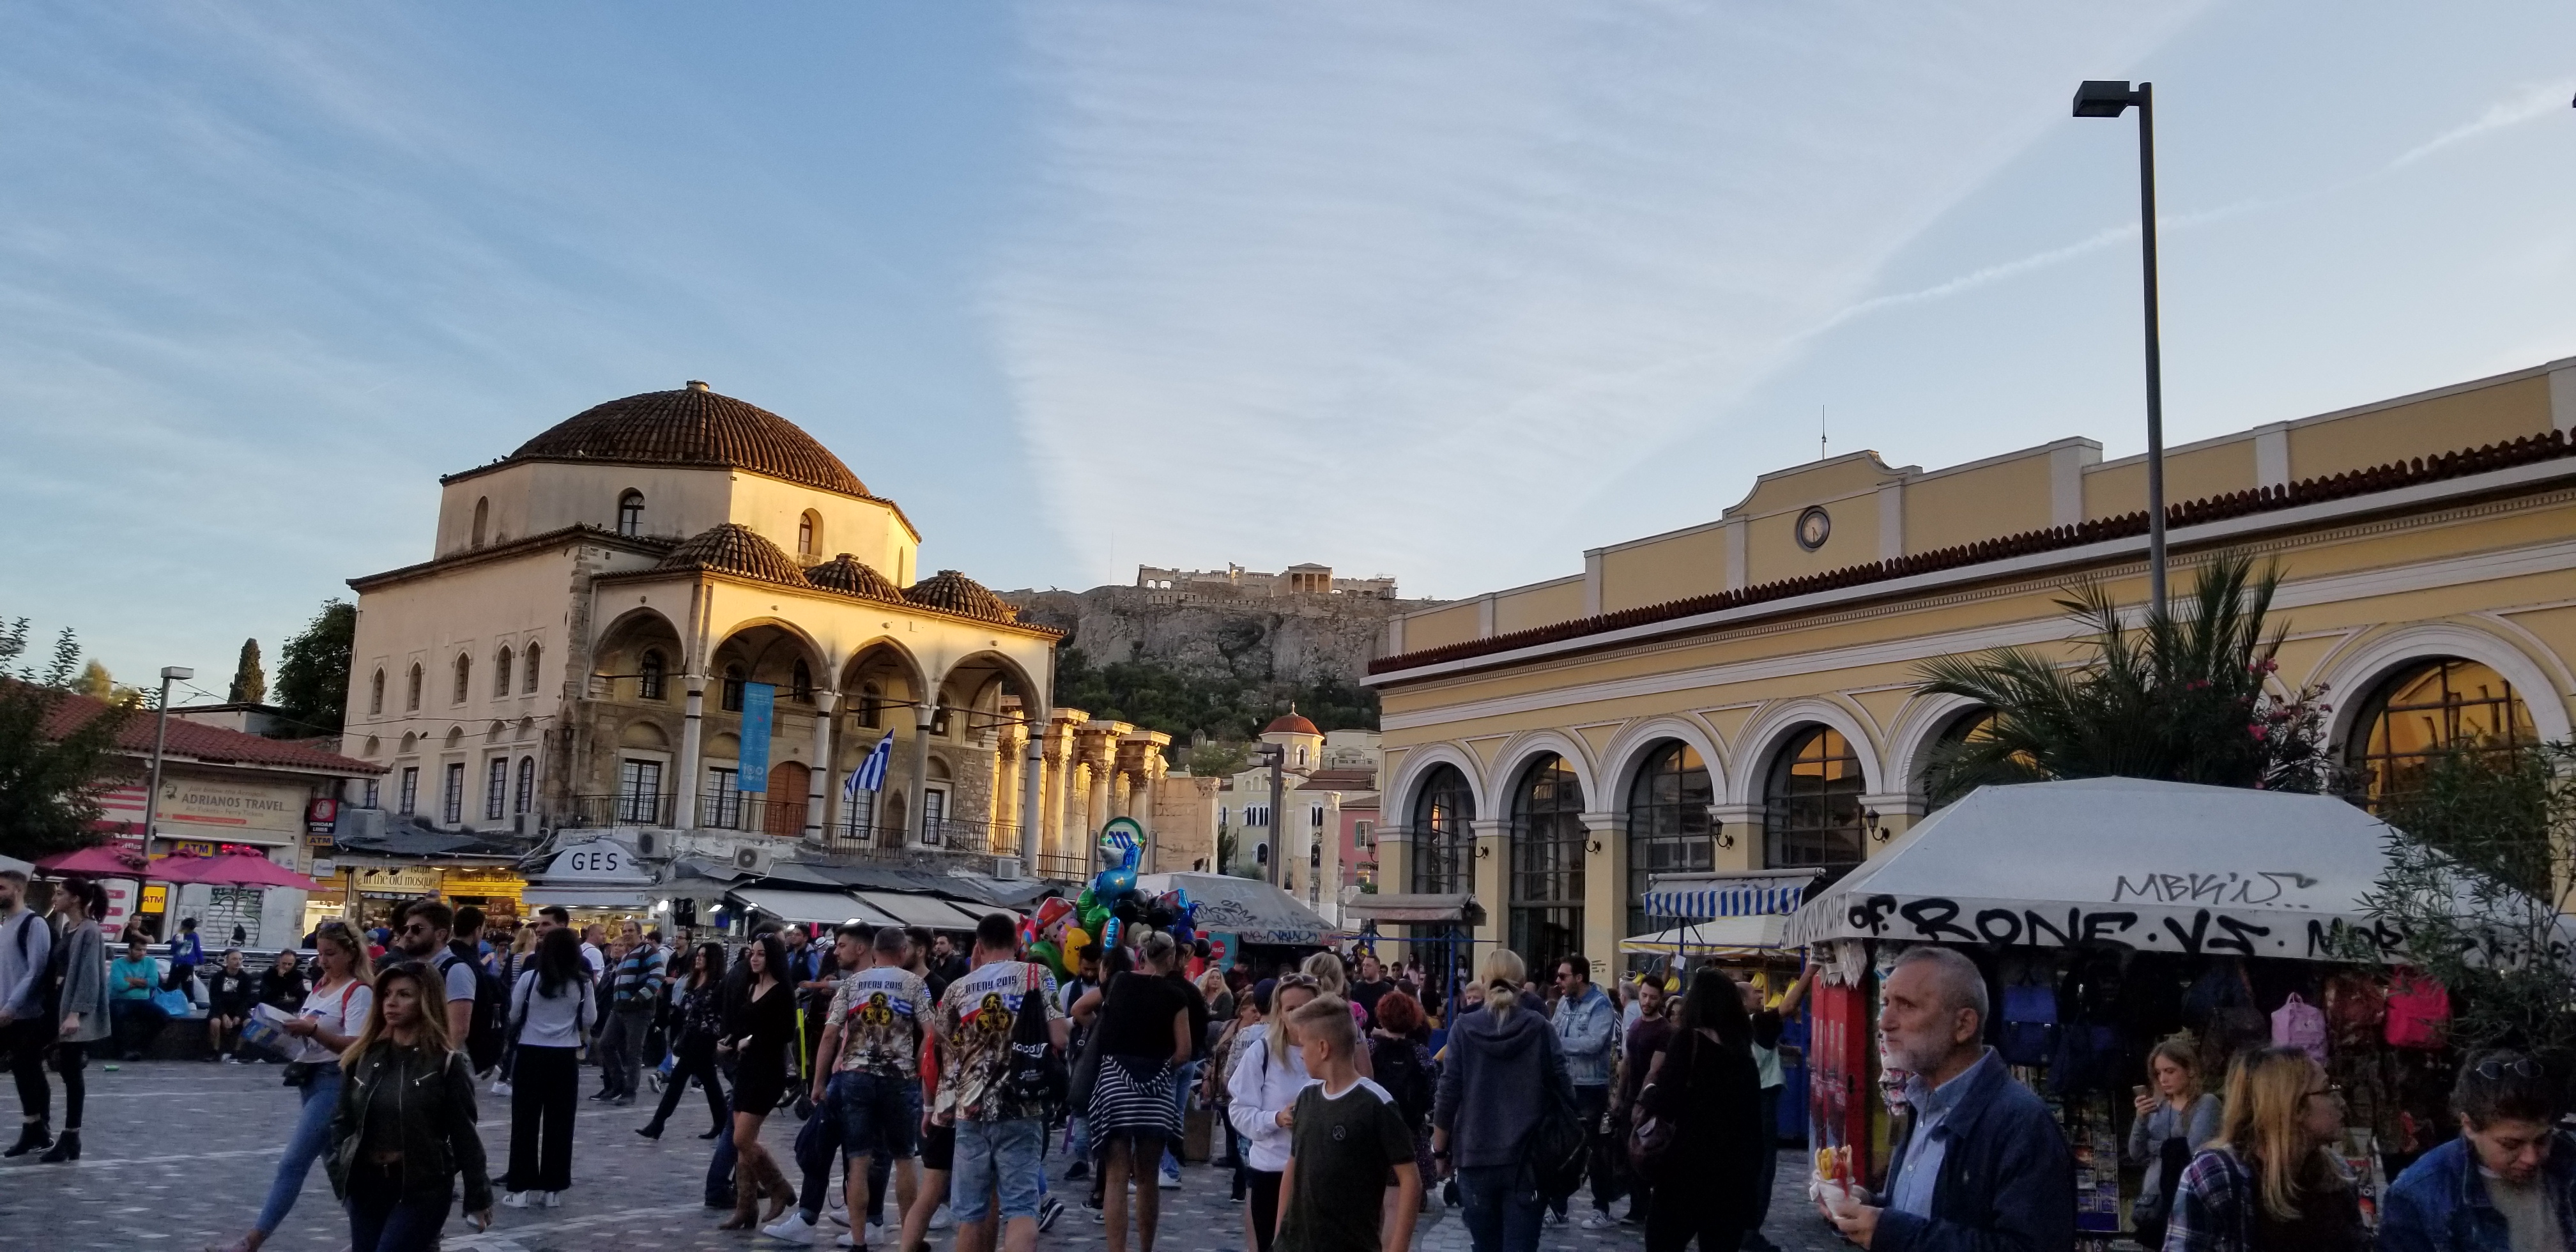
left=2073, top=80, right=2141, bottom=118
left=161, top=666, right=194, bottom=682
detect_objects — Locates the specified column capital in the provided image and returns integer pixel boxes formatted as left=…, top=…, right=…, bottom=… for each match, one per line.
left=811, top=690, right=840, bottom=715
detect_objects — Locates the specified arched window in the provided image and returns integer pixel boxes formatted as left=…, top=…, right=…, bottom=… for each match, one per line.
left=406, top=663, right=423, bottom=712
left=1923, top=708, right=2002, bottom=813
left=1508, top=755, right=1586, bottom=975
left=721, top=664, right=746, bottom=712
left=369, top=669, right=385, bottom=715
left=1407, top=765, right=1474, bottom=895
left=617, top=490, right=645, bottom=537
left=514, top=756, right=536, bottom=815
left=521, top=643, right=540, bottom=694
left=471, top=497, right=489, bottom=548
left=797, top=511, right=821, bottom=559
left=1625, top=742, right=1713, bottom=943
left=452, top=653, right=471, bottom=705
left=1765, top=726, right=1866, bottom=872
left=2348, top=658, right=2536, bottom=807
left=493, top=646, right=514, bottom=698
left=638, top=650, right=666, bottom=701
left=792, top=660, right=814, bottom=703
left=859, top=683, right=883, bottom=730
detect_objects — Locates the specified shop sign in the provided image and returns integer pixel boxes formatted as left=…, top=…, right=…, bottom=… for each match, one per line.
left=140, top=882, right=169, bottom=915
left=172, top=841, right=279, bottom=859
left=102, top=777, right=305, bottom=835
left=1203, top=932, right=1234, bottom=971
left=543, top=839, right=652, bottom=883
left=354, top=866, right=442, bottom=895
left=306, top=797, right=338, bottom=834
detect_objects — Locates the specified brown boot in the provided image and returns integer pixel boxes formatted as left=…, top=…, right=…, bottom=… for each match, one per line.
left=716, top=1161, right=760, bottom=1230
left=757, top=1153, right=795, bottom=1225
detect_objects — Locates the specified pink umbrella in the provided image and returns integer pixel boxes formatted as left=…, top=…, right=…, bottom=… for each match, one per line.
left=181, top=853, right=323, bottom=892
left=36, top=845, right=152, bottom=877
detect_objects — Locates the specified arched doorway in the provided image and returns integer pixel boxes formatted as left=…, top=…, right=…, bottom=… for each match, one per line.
left=1409, top=765, right=1475, bottom=896
left=1764, top=726, right=1866, bottom=874
left=1625, top=741, right=1713, bottom=947
left=1508, top=755, right=1585, bottom=975
left=765, top=761, right=810, bottom=837
left=2347, top=658, right=2537, bottom=808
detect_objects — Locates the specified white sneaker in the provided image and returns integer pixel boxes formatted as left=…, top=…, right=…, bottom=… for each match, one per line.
left=833, top=1235, right=859, bottom=1250
left=1158, top=1170, right=1181, bottom=1190
left=502, top=1191, right=532, bottom=1209
left=762, top=1212, right=817, bottom=1242
left=826, top=1205, right=849, bottom=1226
left=491, top=1080, right=512, bottom=1096
left=1580, top=1214, right=1620, bottom=1230
left=928, top=1203, right=953, bottom=1231
left=542, top=1191, right=563, bottom=1208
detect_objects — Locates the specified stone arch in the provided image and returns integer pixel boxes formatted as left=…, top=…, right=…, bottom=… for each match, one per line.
left=1882, top=692, right=1992, bottom=805
left=709, top=616, right=829, bottom=682
left=1728, top=697, right=1886, bottom=806
left=2310, top=622, right=2573, bottom=752
left=1485, top=730, right=1599, bottom=813
left=620, top=720, right=670, bottom=750
left=1597, top=716, right=1730, bottom=811
left=1386, top=742, right=1489, bottom=833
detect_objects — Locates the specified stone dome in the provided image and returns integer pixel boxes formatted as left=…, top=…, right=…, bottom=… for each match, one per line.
left=804, top=553, right=903, bottom=602
left=652, top=523, right=814, bottom=588
left=1262, top=711, right=1321, bottom=737
left=505, top=382, right=868, bottom=496
left=903, top=570, right=1016, bottom=623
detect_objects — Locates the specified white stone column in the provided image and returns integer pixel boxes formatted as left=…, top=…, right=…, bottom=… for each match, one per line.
left=806, top=691, right=838, bottom=841
left=906, top=703, right=935, bottom=848
left=675, top=675, right=706, bottom=829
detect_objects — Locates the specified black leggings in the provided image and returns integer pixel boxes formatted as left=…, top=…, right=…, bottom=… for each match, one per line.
left=1248, top=1169, right=1283, bottom=1252
left=6, top=1021, right=49, bottom=1124
left=648, top=1039, right=725, bottom=1132
left=53, top=1041, right=88, bottom=1131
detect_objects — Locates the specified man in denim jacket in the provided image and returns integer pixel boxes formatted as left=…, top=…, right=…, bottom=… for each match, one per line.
left=1550, top=954, right=1619, bottom=1226
left=2382, top=1050, right=2576, bottom=1252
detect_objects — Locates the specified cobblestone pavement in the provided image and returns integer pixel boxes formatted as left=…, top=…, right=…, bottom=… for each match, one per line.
left=4, top=1061, right=1850, bottom=1251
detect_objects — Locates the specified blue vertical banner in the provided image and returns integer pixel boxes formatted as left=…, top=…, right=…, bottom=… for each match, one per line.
left=739, top=682, right=775, bottom=787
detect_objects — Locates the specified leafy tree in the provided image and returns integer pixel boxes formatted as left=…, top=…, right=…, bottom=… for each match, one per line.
left=0, top=618, right=140, bottom=860
left=272, top=600, right=355, bottom=737
left=1186, top=739, right=1254, bottom=779
left=73, top=659, right=112, bottom=699
left=1913, top=551, right=2333, bottom=805
left=229, top=637, right=266, bottom=705
left=1051, top=647, right=1379, bottom=750
left=2356, top=742, right=2576, bottom=1065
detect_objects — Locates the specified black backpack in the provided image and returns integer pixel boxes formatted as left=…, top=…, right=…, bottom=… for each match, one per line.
left=1003, top=963, right=1067, bottom=1117
left=440, top=946, right=509, bottom=1073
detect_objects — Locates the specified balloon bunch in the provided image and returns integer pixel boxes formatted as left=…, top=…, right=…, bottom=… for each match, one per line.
left=1023, top=818, right=1206, bottom=979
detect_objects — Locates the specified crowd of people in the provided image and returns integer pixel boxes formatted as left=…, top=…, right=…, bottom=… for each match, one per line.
left=13, top=862, right=2576, bottom=1252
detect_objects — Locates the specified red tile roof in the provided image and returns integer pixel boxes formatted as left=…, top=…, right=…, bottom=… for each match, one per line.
left=34, top=687, right=382, bottom=775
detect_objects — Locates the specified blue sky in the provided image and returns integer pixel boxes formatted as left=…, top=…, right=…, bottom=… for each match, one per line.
left=4, top=3, right=2570, bottom=694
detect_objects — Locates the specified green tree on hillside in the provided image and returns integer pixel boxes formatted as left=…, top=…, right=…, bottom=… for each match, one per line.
left=273, top=600, right=355, bottom=737
left=0, top=618, right=140, bottom=860
left=1051, top=648, right=1379, bottom=761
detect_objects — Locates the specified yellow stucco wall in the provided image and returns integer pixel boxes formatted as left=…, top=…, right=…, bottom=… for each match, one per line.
left=1906, top=454, right=2053, bottom=554
left=1493, top=577, right=1585, bottom=634
left=2287, top=375, right=2550, bottom=481
left=1600, top=524, right=1733, bottom=613
left=1403, top=602, right=1485, bottom=651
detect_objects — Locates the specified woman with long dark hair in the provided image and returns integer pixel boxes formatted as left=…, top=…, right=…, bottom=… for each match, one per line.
left=40, top=879, right=109, bottom=1164
left=501, top=927, right=594, bottom=1208
left=208, top=921, right=375, bottom=1251
left=639, top=942, right=728, bottom=1140
left=326, top=961, right=493, bottom=1252
left=716, top=931, right=795, bottom=1232
left=1635, top=966, right=1764, bottom=1252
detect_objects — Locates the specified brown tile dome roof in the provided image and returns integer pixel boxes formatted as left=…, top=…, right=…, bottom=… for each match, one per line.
left=805, top=553, right=903, bottom=602
left=505, top=383, right=869, bottom=496
left=1263, top=711, right=1321, bottom=736
left=903, top=570, right=1016, bottom=623
left=653, top=523, right=814, bottom=588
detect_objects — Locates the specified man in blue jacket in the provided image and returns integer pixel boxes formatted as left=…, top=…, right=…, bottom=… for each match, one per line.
left=1551, top=954, right=1619, bottom=1227
left=1821, top=945, right=2073, bottom=1251
left=2381, top=1050, right=2576, bottom=1252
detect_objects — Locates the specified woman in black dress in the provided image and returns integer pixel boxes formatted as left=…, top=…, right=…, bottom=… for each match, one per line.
left=638, top=943, right=728, bottom=1141
left=1636, top=967, right=1765, bottom=1252
left=716, top=933, right=795, bottom=1231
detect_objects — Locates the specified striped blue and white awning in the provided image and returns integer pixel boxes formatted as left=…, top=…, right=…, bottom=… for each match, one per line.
left=1640, top=870, right=1822, bottom=919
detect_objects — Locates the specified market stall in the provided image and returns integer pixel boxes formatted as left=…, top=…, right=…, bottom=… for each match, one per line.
left=1782, top=777, right=2484, bottom=1246
left=1138, top=871, right=1338, bottom=975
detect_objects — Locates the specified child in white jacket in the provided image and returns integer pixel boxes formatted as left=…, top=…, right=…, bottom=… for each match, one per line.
left=1227, top=977, right=1320, bottom=1252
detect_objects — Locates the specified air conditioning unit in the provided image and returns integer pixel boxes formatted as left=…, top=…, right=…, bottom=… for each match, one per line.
left=990, top=855, right=1023, bottom=882
left=733, top=844, right=776, bottom=876
left=634, top=830, right=668, bottom=859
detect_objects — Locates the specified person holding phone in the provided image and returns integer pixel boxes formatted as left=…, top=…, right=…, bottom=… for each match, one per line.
left=207, top=922, right=374, bottom=1252
left=2128, top=1039, right=2221, bottom=1248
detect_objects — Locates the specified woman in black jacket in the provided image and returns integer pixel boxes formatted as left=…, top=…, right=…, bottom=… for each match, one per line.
left=638, top=942, right=728, bottom=1140
left=327, top=961, right=493, bottom=1252
left=204, top=949, right=258, bottom=1063
left=1635, top=967, right=1764, bottom=1252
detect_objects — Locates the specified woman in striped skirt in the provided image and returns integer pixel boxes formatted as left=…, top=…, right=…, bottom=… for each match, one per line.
left=1082, top=930, right=1192, bottom=1252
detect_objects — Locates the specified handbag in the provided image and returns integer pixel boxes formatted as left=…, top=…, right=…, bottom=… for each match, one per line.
left=1625, top=1084, right=1678, bottom=1175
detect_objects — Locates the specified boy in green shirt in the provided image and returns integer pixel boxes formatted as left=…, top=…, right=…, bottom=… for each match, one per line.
left=1276, top=995, right=1421, bottom=1252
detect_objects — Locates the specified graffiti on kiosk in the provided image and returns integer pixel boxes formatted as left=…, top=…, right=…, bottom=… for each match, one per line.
left=1842, top=892, right=2411, bottom=959
left=2110, top=871, right=2322, bottom=906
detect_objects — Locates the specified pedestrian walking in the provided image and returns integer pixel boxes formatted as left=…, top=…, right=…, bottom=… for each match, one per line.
left=1739, top=965, right=1812, bottom=1249
left=896, top=1021, right=955, bottom=1252
left=1275, top=994, right=1423, bottom=1252
left=2379, top=1048, right=2576, bottom=1252
left=598, top=919, right=665, bottom=1106
left=1085, top=929, right=1191, bottom=1252
left=0, top=866, right=57, bottom=1157
left=777, top=923, right=933, bottom=1244
left=640, top=941, right=729, bottom=1140
left=39, top=880, right=111, bottom=1163
left=169, top=915, right=206, bottom=996
left=1432, top=949, right=1575, bottom=1252
left=1229, top=973, right=1322, bottom=1252
left=1609, top=975, right=1671, bottom=1229
left=390, top=899, right=475, bottom=1048
left=1059, top=946, right=1103, bottom=1183
left=1367, top=991, right=1438, bottom=1250
left=1820, top=945, right=2074, bottom=1251
left=206, top=920, right=376, bottom=1251
left=715, top=931, right=797, bottom=1231
left=109, top=933, right=168, bottom=1060
left=1630, top=967, right=1764, bottom=1252
left=204, top=948, right=257, bottom=1062
left=930, top=912, right=1066, bottom=1252
left=2163, top=1044, right=2365, bottom=1251
left=502, top=926, right=595, bottom=1208
left=2128, top=1038, right=2222, bottom=1249
left=1205, top=988, right=1264, bottom=1196
left=325, top=960, right=494, bottom=1252
left=1549, top=954, right=1618, bottom=1229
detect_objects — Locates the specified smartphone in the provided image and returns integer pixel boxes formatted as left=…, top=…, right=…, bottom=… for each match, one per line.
left=2132, top=1085, right=2151, bottom=1100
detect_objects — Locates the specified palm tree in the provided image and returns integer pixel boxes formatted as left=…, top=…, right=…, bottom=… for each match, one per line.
left=1914, top=550, right=2331, bottom=805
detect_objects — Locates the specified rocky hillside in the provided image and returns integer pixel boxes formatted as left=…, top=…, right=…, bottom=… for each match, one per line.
left=1002, top=583, right=1439, bottom=687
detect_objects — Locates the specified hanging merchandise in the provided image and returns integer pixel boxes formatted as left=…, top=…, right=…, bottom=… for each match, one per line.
left=2271, top=993, right=2328, bottom=1064
left=2324, top=970, right=2388, bottom=1049
left=2384, top=970, right=2451, bottom=1050
left=1997, top=964, right=2060, bottom=1066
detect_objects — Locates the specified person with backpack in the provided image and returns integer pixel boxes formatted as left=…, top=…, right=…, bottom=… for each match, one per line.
left=1230, top=975, right=1319, bottom=1252
left=390, top=901, right=479, bottom=1063
left=2129, top=1038, right=2223, bottom=1249
left=1368, top=991, right=1439, bottom=1248
left=206, top=920, right=376, bottom=1252
left=930, top=912, right=1067, bottom=1252
left=0, top=867, right=57, bottom=1157
left=1433, top=949, right=1577, bottom=1252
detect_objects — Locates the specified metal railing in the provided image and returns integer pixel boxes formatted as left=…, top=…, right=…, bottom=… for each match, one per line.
left=1033, top=853, right=1090, bottom=882
left=562, top=793, right=676, bottom=828
left=697, top=793, right=812, bottom=837
left=816, top=818, right=1009, bottom=857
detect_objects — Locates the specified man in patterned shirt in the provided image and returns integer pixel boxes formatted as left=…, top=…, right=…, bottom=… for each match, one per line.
left=816, top=926, right=933, bottom=1248
left=934, top=913, right=1066, bottom=1252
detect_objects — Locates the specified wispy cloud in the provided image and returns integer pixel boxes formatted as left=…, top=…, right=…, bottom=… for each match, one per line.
left=2390, top=79, right=2574, bottom=169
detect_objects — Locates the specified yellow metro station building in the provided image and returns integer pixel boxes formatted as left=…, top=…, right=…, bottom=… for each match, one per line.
left=1366, top=356, right=2576, bottom=975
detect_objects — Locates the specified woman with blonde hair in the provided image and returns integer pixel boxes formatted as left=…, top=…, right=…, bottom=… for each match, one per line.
left=209, top=921, right=375, bottom=1252
left=2162, top=1044, right=2364, bottom=1251
left=1432, top=949, right=1575, bottom=1252
left=326, top=961, right=493, bottom=1251
left=2129, top=1037, right=2222, bottom=1248
left=1298, top=951, right=1373, bottom=1073
left=1227, top=974, right=1320, bottom=1252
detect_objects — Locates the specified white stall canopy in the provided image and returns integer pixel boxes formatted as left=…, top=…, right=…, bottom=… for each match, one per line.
left=1137, top=872, right=1337, bottom=947
left=1784, top=778, right=2412, bottom=961
left=1639, top=869, right=1822, bottom=919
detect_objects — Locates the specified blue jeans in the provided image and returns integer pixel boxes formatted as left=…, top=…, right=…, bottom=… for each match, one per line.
left=705, top=1086, right=738, bottom=1206
left=346, top=1159, right=452, bottom=1252
left=1457, top=1164, right=1545, bottom=1252
left=256, top=1067, right=342, bottom=1234
left=1162, top=1060, right=1197, bottom=1175
left=950, top=1117, right=1044, bottom=1223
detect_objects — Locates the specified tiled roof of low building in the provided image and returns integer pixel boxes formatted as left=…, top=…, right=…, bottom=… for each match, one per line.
left=804, top=553, right=905, bottom=602
left=903, top=570, right=1016, bottom=623
left=31, top=685, right=381, bottom=774
left=652, top=523, right=815, bottom=589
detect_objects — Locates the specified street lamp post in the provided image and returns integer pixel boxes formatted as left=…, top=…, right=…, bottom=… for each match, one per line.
left=2074, top=79, right=2169, bottom=613
left=140, top=665, right=195, bottom=861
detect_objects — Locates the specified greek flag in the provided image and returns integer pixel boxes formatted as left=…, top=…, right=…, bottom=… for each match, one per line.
left=845, top=735, right=893, bottom=800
